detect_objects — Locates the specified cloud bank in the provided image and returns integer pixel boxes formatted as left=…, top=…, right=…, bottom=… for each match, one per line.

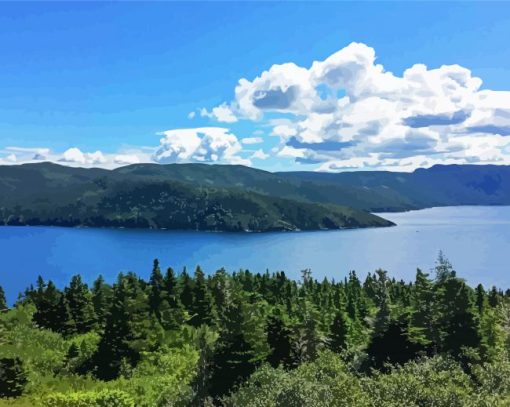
left=3, top=42, right=509, bottom=172
left=210, top=42, right=510, bottom=171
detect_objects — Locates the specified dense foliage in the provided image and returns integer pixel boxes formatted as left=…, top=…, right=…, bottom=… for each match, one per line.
left=2, top=254, right=510, bottom=406
left=0, top=163, right=392, bottom=231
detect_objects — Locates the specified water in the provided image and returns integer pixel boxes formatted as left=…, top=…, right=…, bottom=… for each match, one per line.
left=1, top=206, right=510, bottom=304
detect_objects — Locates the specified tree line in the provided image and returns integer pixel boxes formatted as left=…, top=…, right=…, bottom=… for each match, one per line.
left=1, top=253, right=510, bottom=406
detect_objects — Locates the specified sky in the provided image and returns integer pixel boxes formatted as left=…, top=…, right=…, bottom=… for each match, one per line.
left=1, top=2, right=510, bottom=172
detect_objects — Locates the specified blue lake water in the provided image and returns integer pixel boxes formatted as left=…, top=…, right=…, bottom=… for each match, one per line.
left=1, top=206, right=510, bottom=304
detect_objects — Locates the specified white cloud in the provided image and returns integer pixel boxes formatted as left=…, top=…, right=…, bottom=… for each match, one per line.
left=60, top=148, right=106, bottom=165
left=241, top=137, right=264, bottom=145
left=251, top=149, right=269, bottom=160
left=153, top=127, right=249, bottom=165
left=206, top=42, right=510, bottom=170
left=200, top=103, right=238, bottom=123
left=114, top=154, right=141, bottom=165
left=188, top=111, right=196, bottom=119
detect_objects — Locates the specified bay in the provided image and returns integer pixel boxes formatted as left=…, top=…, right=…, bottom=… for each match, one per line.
left=1, top=205, right=510, bottom=304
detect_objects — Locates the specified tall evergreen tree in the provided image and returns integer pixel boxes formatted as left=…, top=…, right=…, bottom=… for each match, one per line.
left=475, top=283, right=486, bottom=314
left=367, top=318, right=423, bottom=370
left=409, top=269, right=435, bottom=346
left=179, top=268, right=194, bottom=313
left=149, top=259, right=165, bottom=316
left=327, top=311, right=349, bottom=353
left=436, top=277, right=481, bottom=357
left=65, top=275, right=97, bottom=334
left=91, top=275, right=112, bottom=327
left=164, top=266, right=179, bottom=308
left=33, top=280, right=63, bottom=332
left=190, top=266, right=214, bottom=326
left=94, top=273, right=162, bottom=380
left=372, top=269, right=391, bottom=336
left=266, top=314, right=292, bottom=368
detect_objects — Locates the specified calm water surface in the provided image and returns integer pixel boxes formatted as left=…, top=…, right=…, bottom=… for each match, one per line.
left=1, top=206, right=510, bottom=303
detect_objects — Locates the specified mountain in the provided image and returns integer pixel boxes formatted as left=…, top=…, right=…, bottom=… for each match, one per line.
left=278, top=164, right=510, bottom=211
left=2, top=162, right=509, bottom=232
left=115, top=162, right=510, bottom=211
left=0, top=163, right=392, bottom=232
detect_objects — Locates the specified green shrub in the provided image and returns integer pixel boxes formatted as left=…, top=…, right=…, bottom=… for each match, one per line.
left=42, top=389, right=134, bottom=407
left=0, top=357, right=28, bottom=398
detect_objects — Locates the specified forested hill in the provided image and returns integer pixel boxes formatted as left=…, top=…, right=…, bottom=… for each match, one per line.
left=1, top=162, right=510, bottom=231
left=113, top=162, right=510, bottom=212
left=0, top=163, right=392, bottom=232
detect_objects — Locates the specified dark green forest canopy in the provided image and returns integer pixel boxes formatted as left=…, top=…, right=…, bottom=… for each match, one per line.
left=1, top=255, right=510, bottom=406
left=2, top=162, right=510, bottom=232
left=0, top=162, right=392, bottom=232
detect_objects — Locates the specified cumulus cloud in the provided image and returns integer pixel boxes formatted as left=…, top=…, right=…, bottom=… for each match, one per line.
left=60, top=148, right=107, bottom=165
left=251, top=149, right=269, bottom=160
left=200, top=104, right=238, bottom=123
left=241, top=137, right=264, bottom=145
left=0, top=146, right=152, bottom=169
left=153, top=127, right=249, bottom=165
left=207, top=42, right=510, bottom=170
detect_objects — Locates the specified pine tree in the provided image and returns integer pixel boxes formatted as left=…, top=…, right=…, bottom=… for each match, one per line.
left=266, top=314, right=292, bottom=368
left=327, top=311, right=349, bottom=353
left=488, top=286, right=500, bottom=308
left=149, top=259, right=165, bottom=316
left=179, top=268, right=194, bottom=313
left=94, top=276, right=133, bottom=380
left=92, top=275, right=112, bottom=327
left=367, top=318, right=423, bottom=370
left=65, top=275, right=97, bottom=333
left=94, top=273, right=161, bottom=380
left=0, top=285, right=7, bottom=311
left=409, top=269, right=435, bottom=346
left=436, top=277, right=481, bottom=357
left=372, top=269, right=391, bottom=336
left=190, top=266, right=214, bottom=326
left=475, top=283, right=486, bottom=314
left=33, top=280, right=63, bottom=332
left=55, top=294, right=74, bottom=336
left=164, top=266, right=179, bottom=308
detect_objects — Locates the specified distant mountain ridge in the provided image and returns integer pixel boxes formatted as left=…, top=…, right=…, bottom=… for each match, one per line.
left=0, top=162, right=391, bottom=232
left=1, top=162, right=509, bottom=232
left=114, top=162, right=510, bottom=211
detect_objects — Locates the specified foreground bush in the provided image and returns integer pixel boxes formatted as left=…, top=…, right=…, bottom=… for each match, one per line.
left=42, top=389, right=134, bottom=407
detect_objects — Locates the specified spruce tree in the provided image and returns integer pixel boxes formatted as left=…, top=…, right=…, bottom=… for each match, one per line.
left=409, top=269, right=435, bottom=346
left=65, top=275, right=97, bottom=333
left=33, top=280, right=63, bottom=332
left=94, top=276, right=133, bottom=380
left=327, top=311, right=349, bottom=353
left=164, top=266, right=179, bottom=308
left=190, top=266, right=214, bottom=326
left=367, top=318, right=423, bottom=370
left=208, top=290, right=258, bottom=400
left=266, top=314, right=292, bottom=368
left=440, top=279, right=481, bottom=357
left=475, top=283, right=486, bottom=314
left=92, top=275, right=112, bottom=327
left=179, top=268, right=194, bottom=313
left=149, top=259, right=165, bottom=316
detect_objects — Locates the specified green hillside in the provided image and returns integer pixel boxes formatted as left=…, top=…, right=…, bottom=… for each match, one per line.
left=0, top=163, right=391, bottom=232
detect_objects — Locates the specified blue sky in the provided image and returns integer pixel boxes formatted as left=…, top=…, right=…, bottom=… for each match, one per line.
left=1, top=2, right=510, bottom=171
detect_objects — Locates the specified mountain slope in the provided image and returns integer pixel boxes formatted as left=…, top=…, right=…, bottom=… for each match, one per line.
left=0, top=163, right=392, bottom=232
